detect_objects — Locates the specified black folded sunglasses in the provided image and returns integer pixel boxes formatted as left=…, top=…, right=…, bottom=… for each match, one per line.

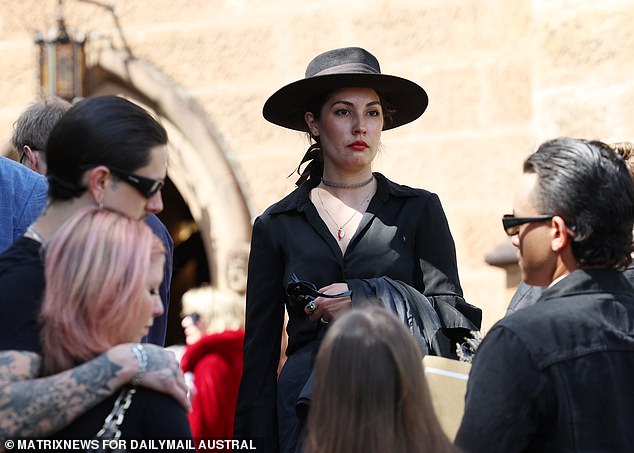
left=286, top=273, right=352, bottom=300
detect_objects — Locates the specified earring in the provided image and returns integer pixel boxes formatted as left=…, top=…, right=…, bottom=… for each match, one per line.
left=98, top=200, right=104, bottom=209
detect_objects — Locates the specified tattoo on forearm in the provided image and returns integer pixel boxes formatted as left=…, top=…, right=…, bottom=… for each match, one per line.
left=0, top=351, right=123, bottom=439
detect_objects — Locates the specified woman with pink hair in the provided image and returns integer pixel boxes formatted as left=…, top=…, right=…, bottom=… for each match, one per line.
left=39, top=208, right=192, bottom=443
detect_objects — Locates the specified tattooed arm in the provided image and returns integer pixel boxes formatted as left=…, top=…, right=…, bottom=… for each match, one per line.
left=0, top=344, right=190, bottom=440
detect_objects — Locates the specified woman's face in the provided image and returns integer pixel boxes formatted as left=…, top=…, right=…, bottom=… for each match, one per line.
left=131, top=253, right=166, bottom=342
left=305, top=87, right=383, bottom=174
left=181, top=312, right=208, bottom=345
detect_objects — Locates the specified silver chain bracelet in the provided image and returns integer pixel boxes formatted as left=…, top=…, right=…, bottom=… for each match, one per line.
left=130, top=343, right=147, bottom=387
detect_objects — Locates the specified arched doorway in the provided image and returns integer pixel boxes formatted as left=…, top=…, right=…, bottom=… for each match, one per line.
left=86, top=48, right=253, bottom=345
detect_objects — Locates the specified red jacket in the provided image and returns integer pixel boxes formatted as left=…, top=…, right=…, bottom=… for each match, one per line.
left=181, top=329, right=244, bottom=440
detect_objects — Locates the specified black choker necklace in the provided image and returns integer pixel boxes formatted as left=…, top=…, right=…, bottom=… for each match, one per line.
left=321, top=175, right=374, bottom=189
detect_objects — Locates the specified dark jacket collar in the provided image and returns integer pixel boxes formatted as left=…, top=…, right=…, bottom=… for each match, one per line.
left=540, top=268, right=634, bottom=302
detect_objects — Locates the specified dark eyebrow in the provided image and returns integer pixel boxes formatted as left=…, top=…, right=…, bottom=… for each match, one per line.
left=329, top=100, right=382, bottom=108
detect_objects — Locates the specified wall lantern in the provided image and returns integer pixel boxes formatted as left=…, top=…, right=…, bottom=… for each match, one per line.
left=34, top=0, right=87, bottom=101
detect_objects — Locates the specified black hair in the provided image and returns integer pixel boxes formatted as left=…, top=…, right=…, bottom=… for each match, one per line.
left=524, top=137, right=634, bottom=270
left=46, top=96, right=168, bottom=201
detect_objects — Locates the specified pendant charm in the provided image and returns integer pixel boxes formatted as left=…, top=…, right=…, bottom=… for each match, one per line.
left=337, top=228, right=345, bottom=241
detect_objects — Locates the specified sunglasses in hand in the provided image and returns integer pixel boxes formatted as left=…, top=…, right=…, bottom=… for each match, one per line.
left=286, top=273, right=352, bottom=315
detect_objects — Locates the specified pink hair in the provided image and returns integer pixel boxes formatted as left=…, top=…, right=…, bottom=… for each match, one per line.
left=40, top=208, right=164, bottom=374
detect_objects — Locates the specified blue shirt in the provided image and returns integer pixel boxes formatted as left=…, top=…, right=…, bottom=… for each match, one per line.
left=0, top=157, right=47, bottom=253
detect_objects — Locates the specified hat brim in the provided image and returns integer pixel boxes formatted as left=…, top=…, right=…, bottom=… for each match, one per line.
left=263, top=73, right=429, bottom=132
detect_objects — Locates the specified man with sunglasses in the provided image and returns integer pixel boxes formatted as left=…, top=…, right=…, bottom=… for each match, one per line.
left=456, top=137, right=634, bottom=452
left=0, top=96, right=190, bottom=441
left=504, top=141, right=634, bottom=317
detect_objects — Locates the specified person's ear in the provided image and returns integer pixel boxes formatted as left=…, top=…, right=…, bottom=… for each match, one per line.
left=86, top=165, right=110, bottom=206
left=551, top=215, right=572, bottom=252
left=22, top=146, right=39, bottom=172
left=304, top=112, right=319, bottom=137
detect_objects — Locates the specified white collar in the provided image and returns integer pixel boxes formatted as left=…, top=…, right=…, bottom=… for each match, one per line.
left=548, top=273, right=569, bottom=289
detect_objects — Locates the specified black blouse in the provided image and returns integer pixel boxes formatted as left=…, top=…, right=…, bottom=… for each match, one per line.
left=235, top=172, right=479, bottom=448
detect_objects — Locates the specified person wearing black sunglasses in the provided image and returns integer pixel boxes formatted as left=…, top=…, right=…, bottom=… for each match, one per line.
left=178, top=286, right=245, bottom=442
left=504, top=141, right=634, bottom=317
left=0, top=95, right=190, bottom=441
left=11, top=98, right=173, bottom=348
left=456, top=137, right=634, bottom=452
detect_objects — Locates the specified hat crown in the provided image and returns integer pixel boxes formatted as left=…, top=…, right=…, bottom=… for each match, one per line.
left=305, top=47, right=381, bottom=78
left=263, top=46, right=428, bottom=132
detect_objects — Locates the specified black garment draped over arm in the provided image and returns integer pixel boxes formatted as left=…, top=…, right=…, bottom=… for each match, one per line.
left=348, top=276, right=480, bottom=357
left=234, top=173, right=481, bottom=453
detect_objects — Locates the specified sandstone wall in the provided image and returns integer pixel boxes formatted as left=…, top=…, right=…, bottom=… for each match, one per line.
left=1, top=0, right=633, bottom=331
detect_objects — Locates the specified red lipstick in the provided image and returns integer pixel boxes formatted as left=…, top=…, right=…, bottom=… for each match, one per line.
left=348, top=140, right=368, bottom=150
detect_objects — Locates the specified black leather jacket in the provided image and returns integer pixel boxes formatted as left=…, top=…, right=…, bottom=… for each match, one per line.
left=349, top=276, right=480, bottom=357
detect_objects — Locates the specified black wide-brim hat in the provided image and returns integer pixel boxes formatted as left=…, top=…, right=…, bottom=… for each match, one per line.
left=263, top=47, right=429, bottom=132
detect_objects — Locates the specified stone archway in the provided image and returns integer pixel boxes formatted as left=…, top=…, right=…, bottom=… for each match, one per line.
left=85, top=48, right=252, bottom=343
left=87, top=49, right=251, bottom=345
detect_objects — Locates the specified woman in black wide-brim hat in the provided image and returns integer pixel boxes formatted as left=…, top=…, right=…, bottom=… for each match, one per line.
left=234, top=47, right=482, bottom=453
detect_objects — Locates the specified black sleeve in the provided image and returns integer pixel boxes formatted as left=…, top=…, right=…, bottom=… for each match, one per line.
left=415, top=194, right=482, bottom=329
left=0, top=241, right=45, bottom=353
left=234, top=215, right=284, bottom=453
left=125, top=388, right=193, bottom=449
left=455, top=326, right=543, bottom=452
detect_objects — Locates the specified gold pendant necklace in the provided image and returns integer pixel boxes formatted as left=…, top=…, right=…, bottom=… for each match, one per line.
left=316, top=185, right=374, bottom=241
left=316, top=190, right=357, bottom=240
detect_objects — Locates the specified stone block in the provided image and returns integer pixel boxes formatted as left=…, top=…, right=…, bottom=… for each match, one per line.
left=536, top=6, right=634, bottom=88
left=129, top=23, right=281, bottom=89
left=0, top=43, right=37, bottom=105
left=416, top=66, right=484, bottom=132
left=484, top=60, right=533, bottom=125
left=534, top=84, right=631, bottom=141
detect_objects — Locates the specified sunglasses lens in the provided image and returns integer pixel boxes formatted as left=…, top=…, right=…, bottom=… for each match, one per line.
left=502, top=215, right=519, bottom=236
left=146, top=180, right=164, bottom=198
left=109, top=166, right=164, bottom=199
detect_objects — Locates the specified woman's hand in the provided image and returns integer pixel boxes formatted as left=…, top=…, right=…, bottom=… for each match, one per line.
left=308, top=282, right=352, bottom=324
left=109, top=344, right=192, bottom=412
